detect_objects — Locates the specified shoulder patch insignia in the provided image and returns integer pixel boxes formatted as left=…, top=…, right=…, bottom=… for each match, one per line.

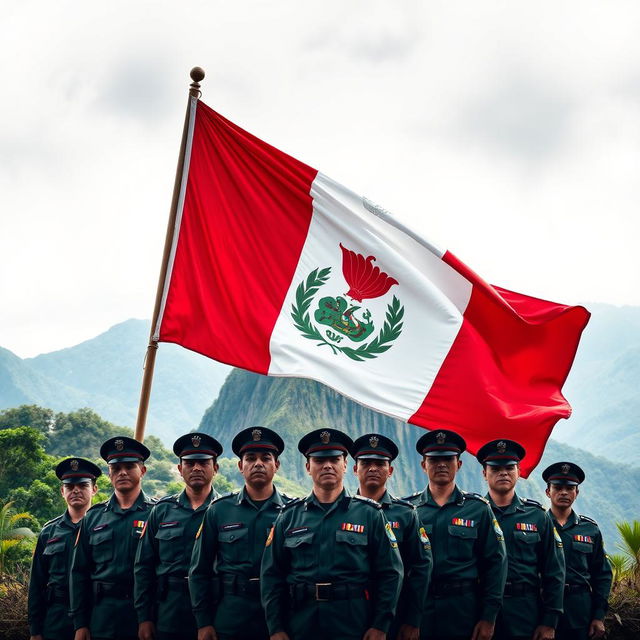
left=195, top=521, right=203, bottom=540
left=419, top=526, right=431, bottom=550
left=553, top=526, right=563, bottom=548
left=353, top=495, right=382, bottom=509
left=493, top=518, right=504, bottom=541
left=385, top=521, right=398, bottom=548
left=265, top=525, right=274, bottom=547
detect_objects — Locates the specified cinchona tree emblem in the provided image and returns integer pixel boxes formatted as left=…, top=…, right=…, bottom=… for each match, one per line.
left=291, top=244, right=404, bottom=361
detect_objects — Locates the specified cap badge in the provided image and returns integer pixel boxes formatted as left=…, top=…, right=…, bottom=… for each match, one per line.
left=320, top=431, right=331, bottom=444
left=252, top=428, right=262, bottom=441
left=436, top=432, right=446, bottom=445
left=561, top=463, right=571, bottom=475
left=496, top=441, right=507, bottom=453
left=369, top=436, right=379, bottom=448
left=191, top=435, right=201, bottom=448
left=70, top=459, right=79, bottom=471
left=114, top=439, right=124, bottom=451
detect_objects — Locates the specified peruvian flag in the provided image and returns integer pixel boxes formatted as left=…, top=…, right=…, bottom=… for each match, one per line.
left=155, top=98, right=589, bottom=477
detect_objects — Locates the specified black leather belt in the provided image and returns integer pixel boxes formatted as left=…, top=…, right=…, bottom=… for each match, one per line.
left=564, top=583, right=591, bottom=594
left=94, top=580, right=134, bottom=600
left=221, top=575, right=261, bottom=598
left=504, top=582, right=539, bottom=597
left=429, top=579, right=478, bottom=597
left=289, top=582, right=368, bottom=604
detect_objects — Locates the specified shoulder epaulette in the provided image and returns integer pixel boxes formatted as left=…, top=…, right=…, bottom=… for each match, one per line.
left=144, top=496, right=158, bottom=505
left=210, top=491, right=238, bottom=505
left=462, top=491, right=489, bottom=504
left=282, top=497, right=303, bottom=510
left=579, top=514, right=598, bottom=525
left=88, top=500, right=109, bottom=511
left=402, top=491, right=422, bottom=501
left=42, top=514, right=65, bottom=528
left=353, top=494, right=382, bottom=509
left=390, top=496, right=416, bottom=509
left=156, top=494, right=180, bottom=504
left=522, top=498, right=544, bottom=510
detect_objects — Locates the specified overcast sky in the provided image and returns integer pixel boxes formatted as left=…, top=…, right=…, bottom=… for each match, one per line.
left=1, top=1, right=639, bottom=358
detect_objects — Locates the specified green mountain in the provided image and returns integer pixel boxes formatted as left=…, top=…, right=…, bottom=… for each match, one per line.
left=0, top=320, right=230, bottom=443
left=200, top=368, right=639, bottom=548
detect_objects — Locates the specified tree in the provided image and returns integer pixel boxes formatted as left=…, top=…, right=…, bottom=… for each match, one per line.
left=0, top=427, right=51, bottom=496
left=0, top=501, right=36, bottom=574
left=616, top=520, right=640, bottom=590
left=0, top=405, right=55, bottom=435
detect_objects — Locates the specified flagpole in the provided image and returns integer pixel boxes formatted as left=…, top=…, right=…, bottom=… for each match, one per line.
left=134, top=66, right=205, bottom=442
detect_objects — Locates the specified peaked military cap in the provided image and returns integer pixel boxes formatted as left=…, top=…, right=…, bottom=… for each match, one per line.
left=476, top=439, right=526, bottom=466
left=542, top=461, right=585, bottom=486
left=298, top=428, right=353, bottom=458
left=100, top=436, right=150, bottom=464
left=416, top=429, right=466, bottom=457
left=232, top=426, right=285, bottom=457
left=55, top=457, right=102, bottom=483
left=173, top=432, right=223, bottom=460
left=351, top=433, right=398, bottom=461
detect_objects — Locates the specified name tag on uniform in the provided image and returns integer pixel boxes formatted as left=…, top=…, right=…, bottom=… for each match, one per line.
left=341, top=523, right=365, bottom=533
left=92, top=524, right=109, bottom=532
left=451, top=518, right=475, bottom=527
left=220, top=522, right=244, bottom=531
left=159, top=521, right=179, bottom=528
left=286, top=526, right=311, bottom=537
left=515, top=523, right=538, bottom=532
left=574, top=535, right=593, bottom=543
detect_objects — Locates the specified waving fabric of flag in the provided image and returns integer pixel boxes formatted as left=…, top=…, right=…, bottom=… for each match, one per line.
left=154, top=97, right=589, bottom=477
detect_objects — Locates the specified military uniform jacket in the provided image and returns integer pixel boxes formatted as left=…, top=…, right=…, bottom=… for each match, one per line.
left=69, top=490, right=155, bottom=638
left=551, top=511, right=612, bottom=629
left=133, top=488, right=217, bottom=633
left=488, top=493, right=565, bottom=630
left=406, top=486, right=507, bottom=633
left=260, top=488, right=403, bottom=636
left=28, top=510, right=79, bottom=638
left=189, top=486, right=287, bottom=630
left=378, top=491, right=433, bottom=629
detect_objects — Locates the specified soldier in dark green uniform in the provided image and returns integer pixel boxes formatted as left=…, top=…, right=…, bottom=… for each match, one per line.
left=404, top=429, right=507, bottom=640
left=261, top=428, right=403, bottom=640
left=70, top=436, right=154, bottom=640
left=542, top=462, right=612, bottom=640
left=189, top=426, right=287, bottom=640
left=476, top=439, right=565, bottom=640
left=351, top=433, right=432, bottom=640
left=28, top=458, right=101, bottom=640
left=134, top=432, right=222, bottom=640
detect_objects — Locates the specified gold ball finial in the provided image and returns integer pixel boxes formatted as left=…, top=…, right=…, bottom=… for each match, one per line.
left=189, top=67, right=205, bottom=97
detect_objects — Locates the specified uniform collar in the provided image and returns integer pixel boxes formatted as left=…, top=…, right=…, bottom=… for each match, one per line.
left=304, top=487, right=349, bottom=511
left=177, top=488, right=216, bottom=511
left=107, top=489, right=148, bottom=513
left=487, top=492, right=524, bottom=515
left=236, top=485, right=283, bottom=509
left=552, top=509, right=579, bottom=530
left=356, top=488, right=392, bottom=506
left=62, top=510, right=79, bottom=528
left=424, top=484, right=464, bottom=506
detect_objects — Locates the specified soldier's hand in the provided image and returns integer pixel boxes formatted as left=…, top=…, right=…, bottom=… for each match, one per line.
left=397, top=623, right=419, bottom=640
left=74, top=628, right=91, bottom=640
left=532, top=625, right=555, bottom=640
left=270, top=633, right=291, bottom=640
left=362, top=628, right=386, bottom=640
left=471, top=619, right=494, bottom=640
left=197, top=626, right=218, bottom=640
left=589, top=619, right=605, bottom=638
left=138, top=621, right=156, bottom=640
left=30, top=635, right=44, bottom=640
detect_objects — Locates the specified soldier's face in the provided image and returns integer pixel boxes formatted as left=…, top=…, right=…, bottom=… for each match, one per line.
left=354, top=459, right=393, bottom=492
left=108, top=461, right=146, bottom=492
left=306, top=455, right=347, bottom=490
left=238, top=451, right=280, bottom=489
left=179, top=458, right=217, bottom=490
left=546, top=483, right=579, bottom=509
left=61, top=481, right=97, bottom=510
left=483, top=463, right=520, bottom=494
left=422, top=455, right=461, bottom=485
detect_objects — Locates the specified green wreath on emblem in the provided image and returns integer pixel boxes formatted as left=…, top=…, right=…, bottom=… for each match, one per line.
left=291, top=267, right=404, bottom=362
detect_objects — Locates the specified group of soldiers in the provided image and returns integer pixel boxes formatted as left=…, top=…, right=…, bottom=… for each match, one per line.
left=28, top=426, right=612, bottom=640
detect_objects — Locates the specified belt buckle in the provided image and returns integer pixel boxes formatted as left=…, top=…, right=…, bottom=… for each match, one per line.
left=315, top=582, right=331, bottom=601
